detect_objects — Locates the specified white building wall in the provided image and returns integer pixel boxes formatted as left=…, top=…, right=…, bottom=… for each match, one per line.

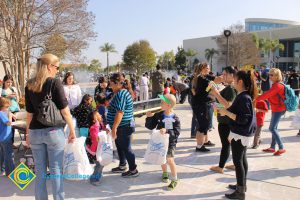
left=183, top=36, right=222, bottom=73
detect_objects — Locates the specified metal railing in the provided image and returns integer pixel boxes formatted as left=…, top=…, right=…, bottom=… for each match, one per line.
left=133, top=98, right=161, bottom=116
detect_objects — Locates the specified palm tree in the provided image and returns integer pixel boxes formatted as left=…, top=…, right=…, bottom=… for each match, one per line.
left=263, top=39, right=284, bottom=67
left=100, top=43, right=117, bottom=75
left=205, top=48, right=219, bottom=71
left=270, top=39, right=284, bottom=67
left=185, top=48, right=197, bottom=71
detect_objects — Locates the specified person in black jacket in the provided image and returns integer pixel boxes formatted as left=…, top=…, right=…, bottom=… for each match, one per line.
left=287, top=69, right=299, bottom=96
left=145, top=94, right=180, bottom=191
left=211, top=70, right=258, bottom=200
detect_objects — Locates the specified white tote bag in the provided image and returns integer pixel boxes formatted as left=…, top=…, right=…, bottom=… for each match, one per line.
left=144, top=130, right=169, bottom=165
left=96, top=131, right=113, bottom=166
left=63, top=137, right=93, bottom=180
left=291, top=109, right=300, bottom=129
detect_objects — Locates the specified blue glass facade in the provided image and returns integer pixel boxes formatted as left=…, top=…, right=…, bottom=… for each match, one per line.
left=245, top=22, right=288, bottom=32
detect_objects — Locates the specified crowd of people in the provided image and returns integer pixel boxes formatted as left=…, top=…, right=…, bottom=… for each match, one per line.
left=0, top=53, right=300, bottom=200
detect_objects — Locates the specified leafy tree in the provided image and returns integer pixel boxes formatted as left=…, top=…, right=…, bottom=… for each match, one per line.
left=88, top=59, right=101, bottom=72
left=0, top=0, right=96, bottom=95
left=100, top=43, right=117, bottom=76
left=157, top=51, right=175, bottom=70
left=175, top=47, right=187, bottom=69
left=216, top=23, right=260, bottom=68
left=205, top=48, right=219, bottom=71
left=185, top=48, right=197, bottom=71
left=123, top=40, right=156, bottom=75
left=193, top=58, right=200, bottom=65
left=42, top=33, right=68, bottom=59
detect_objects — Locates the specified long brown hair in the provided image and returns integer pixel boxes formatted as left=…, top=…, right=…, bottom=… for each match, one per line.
left=27, top=54, right=60, bottom=93
left=109, top=72, right=134, bottom=98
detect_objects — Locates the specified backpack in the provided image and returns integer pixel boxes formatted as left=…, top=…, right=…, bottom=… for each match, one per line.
left=277, top=82, right=299, bottom=112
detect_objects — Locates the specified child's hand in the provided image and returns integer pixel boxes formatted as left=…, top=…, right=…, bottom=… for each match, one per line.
left=160, top=128, right=166, bottom=135
left=146, top=112, right=154, bottom=117
left=12, top=113, right=17, bottom=121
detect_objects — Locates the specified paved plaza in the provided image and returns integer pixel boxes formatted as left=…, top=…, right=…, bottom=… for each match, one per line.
left=0, top=103, right=300, bottom=200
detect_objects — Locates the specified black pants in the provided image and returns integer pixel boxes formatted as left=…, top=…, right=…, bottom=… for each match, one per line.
left=115, top=125, right=137, bottom=171
left=231, top=139, right=248, bottom=187
left=218, top=123, right=231, bottom=168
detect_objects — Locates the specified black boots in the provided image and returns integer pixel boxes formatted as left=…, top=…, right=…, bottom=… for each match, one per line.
left=225, top=186, right=246, bottom=200
left=228, top=184, right=247, bottom=192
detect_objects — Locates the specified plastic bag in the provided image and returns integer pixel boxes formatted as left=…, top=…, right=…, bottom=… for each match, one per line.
left=291, top=109, right=300, bottom=129
left=64, top=117, right=80, bottom=138
left=144, top=130, right=169, bottom=165
left=96, top=131, right=113, bottom=166
left=63, top=137, right=93, bottom=180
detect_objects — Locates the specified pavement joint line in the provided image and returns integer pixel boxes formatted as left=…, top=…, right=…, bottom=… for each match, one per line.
left=134, top=155, right=300, bottom=191
left=178, top=163, right=300, bottom=190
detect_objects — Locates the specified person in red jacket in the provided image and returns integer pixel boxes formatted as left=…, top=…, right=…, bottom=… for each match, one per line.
left=252, top=100, right=268, bottom=149
left=255, top=68, right=286, bottom=156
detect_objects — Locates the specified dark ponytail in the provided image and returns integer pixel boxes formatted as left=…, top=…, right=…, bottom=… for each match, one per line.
left=235, top=70, right=258, bottom=100
left=110, top=73, right=135, bottom=98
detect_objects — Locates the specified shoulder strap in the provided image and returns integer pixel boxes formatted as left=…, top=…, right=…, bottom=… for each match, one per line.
left=276, top=82, right=285, bottom=105
left=45, top=78, right=54, bottom=99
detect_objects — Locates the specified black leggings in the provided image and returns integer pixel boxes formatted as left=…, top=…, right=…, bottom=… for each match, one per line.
left=231, top=139, right=248, bottom=187
left=218, top=123, right=231, bottom=168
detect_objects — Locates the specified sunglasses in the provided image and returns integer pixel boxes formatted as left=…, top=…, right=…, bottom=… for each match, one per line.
left=51, top=64, right=60, bottom=71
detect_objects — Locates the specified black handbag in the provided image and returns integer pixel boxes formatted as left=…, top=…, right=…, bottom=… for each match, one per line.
left=37, top=79, right=66, bottom=126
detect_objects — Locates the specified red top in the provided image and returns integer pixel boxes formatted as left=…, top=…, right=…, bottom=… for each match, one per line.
left=256, top=82, right=286, bottom=112
left=256, top=100, right=268, bottom=126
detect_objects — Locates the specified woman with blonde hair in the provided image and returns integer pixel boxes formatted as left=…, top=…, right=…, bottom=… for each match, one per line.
left=255, top=68, right=286, bottom=156
left=25, top=53, right=75, bottom=200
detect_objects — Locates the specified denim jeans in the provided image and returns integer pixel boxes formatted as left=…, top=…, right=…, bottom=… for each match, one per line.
left=90, top=161, right=103, bottom=183
left=115, top=125, right=137, bottom=171
left=0, top=144, right=5, bottom=172
left=0, top=140, right=15, bottom=175
left=29, top=127, right=66, bottom=200
left=269, top=111, right=285, bottom=149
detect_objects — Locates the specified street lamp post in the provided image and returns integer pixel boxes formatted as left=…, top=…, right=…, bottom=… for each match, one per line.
left=224, top=30, right=231, bottom=66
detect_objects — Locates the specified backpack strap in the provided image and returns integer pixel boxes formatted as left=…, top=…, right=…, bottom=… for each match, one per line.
left=276, top=82, right=285, bottom=105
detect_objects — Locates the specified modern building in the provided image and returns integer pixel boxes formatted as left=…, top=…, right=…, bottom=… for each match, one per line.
left=183, top=18, right=300, bottom=73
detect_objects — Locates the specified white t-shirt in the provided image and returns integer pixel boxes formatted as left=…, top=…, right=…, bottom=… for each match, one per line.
left=63, top=84, right=82, bottom=109
left=140, top=76, right=149, bottom=87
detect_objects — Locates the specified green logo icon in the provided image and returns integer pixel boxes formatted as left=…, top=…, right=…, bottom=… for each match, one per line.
left=8, top=162, right=36, bottom=190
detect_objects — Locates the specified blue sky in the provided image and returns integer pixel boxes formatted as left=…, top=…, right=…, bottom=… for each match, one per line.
left=82, top=0, right=300, bottom=66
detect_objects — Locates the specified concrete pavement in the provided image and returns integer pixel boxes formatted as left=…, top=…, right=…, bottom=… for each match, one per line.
left=1, top=103, right=300, bottom=200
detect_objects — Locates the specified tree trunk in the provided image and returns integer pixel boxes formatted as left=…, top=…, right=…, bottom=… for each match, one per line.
left=106, top=52, right=109, bottom=76
left=2, top=61, right=9, bottom=75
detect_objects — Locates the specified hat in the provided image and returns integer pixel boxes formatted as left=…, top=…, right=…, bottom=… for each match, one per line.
left=158, top=94, right=176, bottom=107
left=158, top=94, right=171, bottom=104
